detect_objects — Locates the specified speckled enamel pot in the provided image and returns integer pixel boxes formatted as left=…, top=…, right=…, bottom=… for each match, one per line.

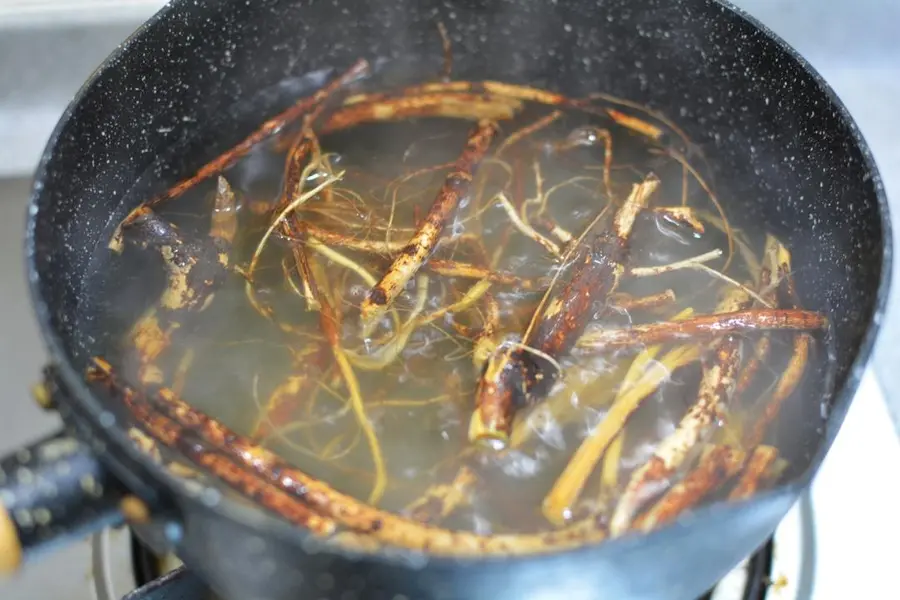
left=0, top=1, right=890, bottom=599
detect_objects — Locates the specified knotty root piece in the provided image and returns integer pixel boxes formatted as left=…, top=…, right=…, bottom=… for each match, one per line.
left=728, top=446, right=779, bottom=501
left=426, top=259, right=542, bottom=290
left=576, top=309, right=826, bottom=353
left=322, top=95, right=520, bottom=133
left=468, top=342, right=528, bottom=449
left=541, top=308, right=699, bottom=524
left=530, top=175, right=660, bottom=362
left=746, top=334, right=810, bottom=449
left=609, top=289, right=753, bottom=534
left=650, top=206, right=705, bottom=234
left=127, top=177, right=237, bottom=385
left=90, top=360, right=338, bottom=536
left=360, top=119, right=499, bottom=336
left=109, top=59, right=368, bottom=252
left=468, top=175, right=661, bottom=447
left=734, top=235, right=785, bottom=396
left=293, top=221, right=407, bottom=254
left=88, top=358, right=610, bottom=556
left=632, top=445, right=746, bottom=533
left=744, top=240, right=811, bottom=449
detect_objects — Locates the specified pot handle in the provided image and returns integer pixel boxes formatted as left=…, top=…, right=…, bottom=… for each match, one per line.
left=0, top=430, right=127, bottom=575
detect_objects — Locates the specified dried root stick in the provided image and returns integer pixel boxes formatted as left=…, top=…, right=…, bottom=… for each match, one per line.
left=127, top=177, right=237, bottom=386
left=576, top=309, right=825, bottom=353
left=728, top=445, right=779, bottom=501
left=632, top=445, right=746, bottom=532
left=470, top=175, right=661, bottom=446
left=360, top=119, right=498, bottom=336
left=609, top=289, right=753, bottom=534
left=541, top=308, right=698, bottom=524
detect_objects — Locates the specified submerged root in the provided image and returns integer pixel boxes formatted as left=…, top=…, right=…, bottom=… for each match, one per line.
left=360, top=120, right=499, bottom=335
left=89, top=357, right=614, bottom=556
left=323, top=94, right=521, bottom=133
left=494, top=191, right=562, bottom=256
left=632, top=445, right=746, bottom=533
left=746, top=334, right=810, bottom=449
left=320, top=295, right=387, bottom=504
left=542, top=308, right=700, bottom=525
left=346, top=276, right=430, bottom=371
left=126, top=177, right=237, bottom=385
left=728, top=445, right=780, bottom=501
left=470, top=176, right=661, bottom=447
left=609, top=290, right=752, bottom=534
left=576, top=308, right=825, bottom=353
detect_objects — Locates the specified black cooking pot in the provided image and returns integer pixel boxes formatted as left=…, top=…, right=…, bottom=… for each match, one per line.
left=0, top=0, right=890, bottom=598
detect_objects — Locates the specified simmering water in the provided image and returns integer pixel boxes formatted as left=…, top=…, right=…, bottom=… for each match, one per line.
left=85, top=88, right=835, bottom=537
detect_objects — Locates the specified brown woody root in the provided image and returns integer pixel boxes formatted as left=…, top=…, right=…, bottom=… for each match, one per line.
left=608, top=288, right=752, bottom=533
left=632, top=445, right=746, bottom=532
left=728, top=446, right=780, bottom=501
left=576, top=309, right=825, bottom=353
left=127, top=177, right=237, bottom=386
left=88, top=358, right=612, bottom=556
left=360, top=119, right=499, bottom=335
left=469, top=175, right=660, bottom=446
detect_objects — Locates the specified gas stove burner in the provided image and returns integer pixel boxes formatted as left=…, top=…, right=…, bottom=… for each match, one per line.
left=124, top=531, right=777, bottom=600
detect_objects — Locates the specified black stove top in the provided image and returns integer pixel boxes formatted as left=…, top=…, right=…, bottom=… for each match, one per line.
left=125, top=533, right=776, bottom=600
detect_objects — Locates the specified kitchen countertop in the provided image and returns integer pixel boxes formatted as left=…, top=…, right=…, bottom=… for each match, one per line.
left=0, top=1, right=897, bottom=598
